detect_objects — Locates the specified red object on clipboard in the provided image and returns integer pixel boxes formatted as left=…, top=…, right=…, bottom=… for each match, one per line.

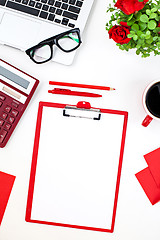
left=26, top=101, right=128, bottom=233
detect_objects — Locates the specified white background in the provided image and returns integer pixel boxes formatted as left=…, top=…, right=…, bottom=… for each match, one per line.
left=0, top=0, right=160, bottom=240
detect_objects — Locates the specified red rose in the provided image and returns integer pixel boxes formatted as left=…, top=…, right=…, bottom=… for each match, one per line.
left=115, top=0, right=149, bottom=15
left=158, top=22, right=160, bottom=34
left=108, top=25, right=131, bottom=44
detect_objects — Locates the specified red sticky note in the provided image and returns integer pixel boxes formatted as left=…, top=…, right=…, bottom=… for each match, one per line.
left=144, top=148, right=160, bottom=187
left=135, top=167, right=160, bottom=205
left=0, top=171, right=15, bottom=225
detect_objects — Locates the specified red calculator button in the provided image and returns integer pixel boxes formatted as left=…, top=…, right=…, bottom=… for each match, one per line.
left=12, top=102, right=18, bottom=108
left=0, top=130, right=7, bottom=143
left=0, top=95, right=5, bottom=101
left=0, top=101, right=3, bottom=107
left=11, top=109, right=19, bottom=117
left=8, top=116, right=15, bottom=124
left=0, top=119, right=4, bottom=126
left=4, top=105, right=12, bottom=113
left=4, top=123, right=11, bottom=130
left=1, top=112, right=8, bottom=119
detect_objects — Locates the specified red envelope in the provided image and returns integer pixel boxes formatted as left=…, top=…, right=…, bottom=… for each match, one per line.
left=135, top=167, right=160, bottom=205
left=144, top=148, right=160, bottom=187
left=0, top=171, right=15, bottom=225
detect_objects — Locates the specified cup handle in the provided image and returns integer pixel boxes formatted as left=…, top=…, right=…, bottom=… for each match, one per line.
left=142, top=115, right=153, bottom=127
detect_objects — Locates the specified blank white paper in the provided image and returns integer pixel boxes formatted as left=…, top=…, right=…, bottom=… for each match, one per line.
left=30, top=105, right=125, bottom=230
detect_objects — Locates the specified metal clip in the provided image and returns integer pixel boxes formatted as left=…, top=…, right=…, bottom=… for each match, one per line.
left=63, top=101, right=101, bottom=120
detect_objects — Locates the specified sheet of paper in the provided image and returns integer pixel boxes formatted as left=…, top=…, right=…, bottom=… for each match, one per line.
left=28, top=104, right=126, bottom=231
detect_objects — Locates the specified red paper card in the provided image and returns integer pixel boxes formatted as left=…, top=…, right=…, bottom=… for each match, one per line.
left=135, top=167, right=160, bottom=205
left=0, top=171, right=15, bottom=225
left=144, top=148, right=160, bottom=187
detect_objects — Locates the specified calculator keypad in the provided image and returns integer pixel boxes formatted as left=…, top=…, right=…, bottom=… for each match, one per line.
left=4, top=105, right=12, bottom=113
left=0, top=92, right=21, bottom=145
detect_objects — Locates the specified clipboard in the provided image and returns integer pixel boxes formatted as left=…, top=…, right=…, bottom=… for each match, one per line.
left=26, top=101, right=128, bottom=233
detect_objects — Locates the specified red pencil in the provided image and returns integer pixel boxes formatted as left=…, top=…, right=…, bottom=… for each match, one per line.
left=49, top=81, right=115, bottom=91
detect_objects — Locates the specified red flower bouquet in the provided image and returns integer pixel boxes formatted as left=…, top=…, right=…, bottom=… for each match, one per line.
left=106, top=0, right=160, bottom=57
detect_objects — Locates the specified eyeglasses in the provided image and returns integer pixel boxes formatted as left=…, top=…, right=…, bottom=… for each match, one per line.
left=25, top=28, right=82, bottom=64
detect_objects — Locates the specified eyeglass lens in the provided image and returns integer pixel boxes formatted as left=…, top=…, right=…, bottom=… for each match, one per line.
left=30, top=31, right=80, bottom=63
left=31, top=45, right=52, bottom=63
left=58, top=31, right=80, bottom=51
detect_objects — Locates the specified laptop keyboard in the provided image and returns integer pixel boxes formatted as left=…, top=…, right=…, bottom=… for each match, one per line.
left=0, top=0, right=84, bottom=28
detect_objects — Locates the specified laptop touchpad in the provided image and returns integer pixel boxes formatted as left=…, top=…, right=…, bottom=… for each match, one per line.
left=0, top=13, right=41, bottom=50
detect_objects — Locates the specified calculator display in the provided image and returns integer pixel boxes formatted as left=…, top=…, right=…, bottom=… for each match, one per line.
left=0, top=66, right=30, bottom=89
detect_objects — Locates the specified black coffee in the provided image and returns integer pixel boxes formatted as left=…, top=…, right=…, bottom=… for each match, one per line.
left=146, top=82, right=160, bottom=118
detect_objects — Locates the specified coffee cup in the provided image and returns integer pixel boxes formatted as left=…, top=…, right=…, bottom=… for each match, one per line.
left=142, top=79, right=160, bottom=127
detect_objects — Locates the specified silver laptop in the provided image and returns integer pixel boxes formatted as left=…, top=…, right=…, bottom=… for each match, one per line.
left=0, top=0, right=94, bottom=65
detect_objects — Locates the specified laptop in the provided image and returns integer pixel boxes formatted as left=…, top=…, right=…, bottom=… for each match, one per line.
left=0, top=0, right=95, bottom=65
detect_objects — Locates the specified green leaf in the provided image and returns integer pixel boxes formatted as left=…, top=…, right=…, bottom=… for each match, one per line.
left=131, top=23, right=139, bottom=31
left=127, top=34, right=134, bottom=38
left=128, top=14, right=133, bottom=21
left=153, top=36, right=158, bottom=41
left=146, top=37, right=153, bottom=44
left=145, top=35, right=151, bottom=39
left=136, top=44, right=141, bottom=49
left=140, top=34, right=146, bottom=39
left=151, top=7, right=157, bottom=13
left=148, top=20, right=157, bottom=30
left=133, top=35, right=138, bottom=41
left=136, top=49, right=141, bottom=55
left=145, top=30, right=151, bottom=39
left=153, top=27, right=160, bottom=33
left=137, top=30, right=143, bottom=37
left=146, top=9, right=151, bottom=15
left=150, top=13, right=157, bottom=19
left=139, top=22, right=147, bottom=31
left=155, top=14, right=159, bottom=21
left=127, top=18, right=136, bottom=26
left=130, top=30, right=135, bottom=34
left=140, top=14, right=149, bottom=23
left=146, top=30, right=151, bottom=36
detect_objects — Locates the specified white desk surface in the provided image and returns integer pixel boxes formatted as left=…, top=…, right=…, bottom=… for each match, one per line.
left=0, top=1, right=160, bottom=240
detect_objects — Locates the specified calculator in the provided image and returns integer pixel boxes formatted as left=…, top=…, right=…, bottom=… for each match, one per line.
left=0, top=59, right=39, bottom=148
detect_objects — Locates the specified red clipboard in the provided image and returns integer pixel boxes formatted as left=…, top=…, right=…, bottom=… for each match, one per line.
left=26, top=101, right=128, bottom=233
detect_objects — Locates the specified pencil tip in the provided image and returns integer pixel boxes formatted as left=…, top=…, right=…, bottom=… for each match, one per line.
left=110, top=88, right=116, bottom=90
